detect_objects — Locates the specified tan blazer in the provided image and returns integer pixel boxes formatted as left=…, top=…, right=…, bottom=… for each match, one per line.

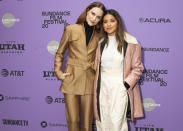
left=93, top=32, right=144, bottom=121
left=54, top=24, right=100, bottom=95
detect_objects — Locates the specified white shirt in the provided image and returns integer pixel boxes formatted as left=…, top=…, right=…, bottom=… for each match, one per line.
left=101, top=35, right=124, bottom=71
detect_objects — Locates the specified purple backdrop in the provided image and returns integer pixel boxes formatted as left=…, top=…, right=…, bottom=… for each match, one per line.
left=0, top=0, right=183, bottom=131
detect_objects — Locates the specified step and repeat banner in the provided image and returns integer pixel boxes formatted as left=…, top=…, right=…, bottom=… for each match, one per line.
left=0, top=0, right=182, bottom=131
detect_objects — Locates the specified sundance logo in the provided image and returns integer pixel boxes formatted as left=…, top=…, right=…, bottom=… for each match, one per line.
left=45, top=96, right=65, bottom=104
left=139, top=69, right=168, bottom=86
left=142, top=47, right=170, bottom=53
left=42, top=10, right=70, bottom=28
left=139, top=17, right=171, bottom=23
left=2, top=119, right=28, bottom=126
left=1, top=69, right=24, bottom=77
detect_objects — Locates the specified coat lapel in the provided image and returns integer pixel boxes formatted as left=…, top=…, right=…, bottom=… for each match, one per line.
left=124, top=40, right=128, bottom=57
left=100, top=42, right=105, bottom=56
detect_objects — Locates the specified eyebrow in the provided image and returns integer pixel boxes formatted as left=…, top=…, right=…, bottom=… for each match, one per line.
left=92, top=11, right=102, bottom=17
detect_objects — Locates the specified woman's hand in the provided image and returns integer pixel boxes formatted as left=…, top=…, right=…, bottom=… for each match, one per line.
left=60, top=73, right=71, bottom=80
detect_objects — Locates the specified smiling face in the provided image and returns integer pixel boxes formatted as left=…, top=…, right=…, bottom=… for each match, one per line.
left=103, top=14, right=118, bottom=36
left=86, top=7, right=103, bottom=26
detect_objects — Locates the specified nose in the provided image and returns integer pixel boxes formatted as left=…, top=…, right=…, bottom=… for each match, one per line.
left=92, top=16, right=97, bottom=21
left=107, top=22, right=111, bottom=27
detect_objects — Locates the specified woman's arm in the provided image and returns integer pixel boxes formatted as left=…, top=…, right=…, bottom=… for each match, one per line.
left=54, top=26, right=70, bottom=80
left=124, top=44, right=144, bottom=89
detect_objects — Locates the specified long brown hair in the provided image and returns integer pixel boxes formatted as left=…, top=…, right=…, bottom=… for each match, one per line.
left=101, top=9, right=125, bottom=53
left=76, top=1, right=106, bottom=32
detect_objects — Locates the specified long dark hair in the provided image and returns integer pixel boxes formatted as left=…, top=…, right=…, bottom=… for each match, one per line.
left=101, top=9, right=125, bottom=53
left=76, top=1, right=106, bottom=32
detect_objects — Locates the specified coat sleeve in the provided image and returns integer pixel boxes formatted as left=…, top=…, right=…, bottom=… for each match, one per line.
left=54, top=26, right=70, bottom=80
left=94, top=43, right=101, bottom=71
left=124, top=44, right=144, bottom=89
left=91, top=39, right=102, bottom=72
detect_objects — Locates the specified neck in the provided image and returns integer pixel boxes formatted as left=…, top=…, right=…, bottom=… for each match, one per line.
left=84, top=21, right=94, bottom=29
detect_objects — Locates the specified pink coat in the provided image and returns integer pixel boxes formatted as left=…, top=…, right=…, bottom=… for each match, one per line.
left=93, top=33, right=144, bottom=121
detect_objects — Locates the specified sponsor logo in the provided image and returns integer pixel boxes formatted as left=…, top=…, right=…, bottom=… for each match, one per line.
left=143, top=98, right=160, bottom=112
left=1, top=13, right=20, bottom=28
left=139, top=17, right=171, bottom=24
left=47, top=40, right=59, bottom=55
left=0, top=94, right=4, bottom=101
left=1, top=69, right=24, bottom=77
left=2, top=119, right=28, bottom=126
left=41, top=121, right=48, bottom=128
left=135, top=124, right=164, bottom=131
left=40, top=120, right=67, bottom=128
left=42, top=11, right=70, bottom=28
left=1, top=69, right=9, bottom=77
left=45, top=96, right=65, bottom=104
left=43, top=69, right=57, bottom=80
left=0, top=41, right=25, bottom=54
left=0, top=93, right=30, bottom=102
left=45, top=96, right=53, bottom=104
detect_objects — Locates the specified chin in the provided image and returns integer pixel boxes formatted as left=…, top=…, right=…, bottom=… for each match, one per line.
left=106, top=31, right=112, bottom=34
left=89, top=22, right=96, bottom=26
left=89, top=23, right=95, bottom=26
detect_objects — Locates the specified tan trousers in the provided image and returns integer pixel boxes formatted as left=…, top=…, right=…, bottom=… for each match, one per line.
left=64, top=94, right=93, bottom=131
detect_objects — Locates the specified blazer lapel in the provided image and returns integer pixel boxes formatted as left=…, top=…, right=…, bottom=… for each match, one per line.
left=124, top=40, right=128, bottom=57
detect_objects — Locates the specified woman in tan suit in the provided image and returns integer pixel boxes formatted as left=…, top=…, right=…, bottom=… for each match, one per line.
left=93, top=9, right=144, bottom=131
left=54, top=2, right=106, bottom=131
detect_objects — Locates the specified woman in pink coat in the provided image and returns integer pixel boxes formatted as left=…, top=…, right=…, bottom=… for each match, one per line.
left=93, top=9, right=144, bottom=131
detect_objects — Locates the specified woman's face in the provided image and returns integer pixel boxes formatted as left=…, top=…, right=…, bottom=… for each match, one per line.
left=103, top=14, right=117, bottom=36
left=86, top=7, right=103, bottom=26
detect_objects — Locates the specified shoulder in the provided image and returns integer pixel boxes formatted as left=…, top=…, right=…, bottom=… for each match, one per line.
left=65, top=24, right=82, bottom=31
left=99, top=38, right=104, bottom=44
left=97, top=38, right=104, bottom=47
left=124, top=32, right=138, bottom=45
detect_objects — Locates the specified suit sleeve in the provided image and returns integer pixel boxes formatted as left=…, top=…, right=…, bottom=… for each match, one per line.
left=54, top=26, right=70, bottom=80
left=124, top=44, right=144, bottom=89
left=91, top=43, right=101, bottom=72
